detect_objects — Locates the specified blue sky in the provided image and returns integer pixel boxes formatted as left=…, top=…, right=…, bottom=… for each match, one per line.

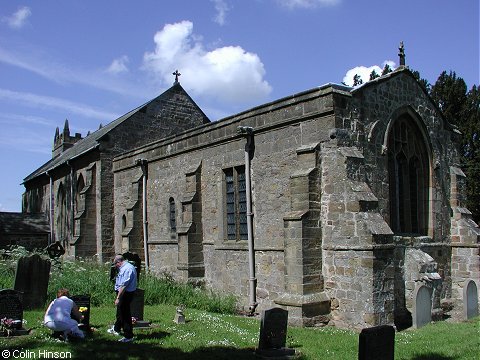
left=0, top=0, right=478, bottom=212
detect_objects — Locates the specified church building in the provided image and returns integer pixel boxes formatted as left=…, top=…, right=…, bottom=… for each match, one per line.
left=20, top=59, right=479, bottom=329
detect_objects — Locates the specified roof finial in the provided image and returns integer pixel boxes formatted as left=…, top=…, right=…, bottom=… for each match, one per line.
left=398, top=41, right=405, bottom=67
left=173, top=69, right=181, bottom=85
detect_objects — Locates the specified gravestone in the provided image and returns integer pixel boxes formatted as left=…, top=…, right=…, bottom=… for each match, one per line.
left=0, top=289, right=28, bottom=335
left=463, top=279, right=479, bottom=320
left=14, top=254, right=51, bottom=309
left=174, top=305, right=186, bottom=324
left=70, top=294, right=91, bottom=331
left=130, top=288, right=150, bottom=328
left=358, top=325, right=395, bottom=360
left=256, top=307, right=295, bottom=359
left=413, top=285, right=431, bottom=328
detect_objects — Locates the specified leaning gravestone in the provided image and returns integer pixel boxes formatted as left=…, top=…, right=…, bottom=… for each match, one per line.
left=256, top=307, right=295, bottom=359
left=0, top=289, right=28, bottom=335
left=358, top=325, right=395, bottom=360
left=464, top=279, right=479, bottom=320
left=413, top=285, right=431, bottom=328
left=70, top=294, right=91, bottom=331
left=14, top=254, right=51, bottom=309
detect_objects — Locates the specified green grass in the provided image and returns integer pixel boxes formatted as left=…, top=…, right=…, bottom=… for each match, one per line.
left=0, top=246, right=237, bottom=313
left=0, top=247, right=478, bottom=359
left=0, top=306, right=478, bottom=360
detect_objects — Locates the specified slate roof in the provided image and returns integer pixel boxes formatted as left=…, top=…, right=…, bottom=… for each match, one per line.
left=23, top=83, right=208, bottom=183
left=23, top=103, right=143, bottom=183
left=0, top=212, right=50, bottom=235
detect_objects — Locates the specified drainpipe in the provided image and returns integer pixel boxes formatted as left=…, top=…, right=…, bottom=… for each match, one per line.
left=136, top=158, right=149, bottom=271
left=46, top=171, right=54, bottom=244
left=237, top=126, right=257, bottom=314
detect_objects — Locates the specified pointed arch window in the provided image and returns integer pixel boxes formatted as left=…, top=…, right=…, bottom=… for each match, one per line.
left=122, top=214, right=127, bottom=232
left=56, top=183, right=67, bottom=242
left=387, top=115, right=429, bottom=235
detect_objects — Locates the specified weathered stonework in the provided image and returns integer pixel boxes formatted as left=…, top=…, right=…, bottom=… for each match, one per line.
left=22, top=84, right=210, bottom=262
left=18, top=68, right=479, bottom=329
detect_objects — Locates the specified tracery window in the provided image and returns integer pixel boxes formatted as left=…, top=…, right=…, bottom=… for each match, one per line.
left=387, top=115, right=429, bottom=235
left=224, top=166, right=247, bottom=241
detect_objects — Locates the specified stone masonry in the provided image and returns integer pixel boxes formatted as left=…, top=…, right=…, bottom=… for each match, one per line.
left=19, top=66, right=480, bottom=329
left=112, top=68, right=479, bottom=329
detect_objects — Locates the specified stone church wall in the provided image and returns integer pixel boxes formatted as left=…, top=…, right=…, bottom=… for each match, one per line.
left=113, top=72, right=479, bottom=328
left=114, top=85, right=338, bottom=314
left=21, top=84, right=210, bottom=262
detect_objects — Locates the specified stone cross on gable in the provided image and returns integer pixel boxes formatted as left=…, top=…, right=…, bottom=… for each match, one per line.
left=398, top=41, right=406, bottom=67
left=173, top=70, right=181, bottom=84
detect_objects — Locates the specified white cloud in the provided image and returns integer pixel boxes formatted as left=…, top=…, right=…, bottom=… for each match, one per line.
left=4, top=6, right=31, bottom=29
left=143, top=21, right=272, bottom=104
left=0, top=88, right=119, bottom=121
left=277, top=0, right=341, bottom=9
left=211, top=0, right=229, bottom=25
left=107, top=55, right=129, bottom=74
left=342, top=60, right=396, bottom=87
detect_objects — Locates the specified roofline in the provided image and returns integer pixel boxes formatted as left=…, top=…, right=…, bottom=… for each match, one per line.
left=22, top=143, right=100, bottom=185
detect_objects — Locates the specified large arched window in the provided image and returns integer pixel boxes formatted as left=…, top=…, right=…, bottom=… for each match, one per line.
left=387, top=115, right=429, bottom=235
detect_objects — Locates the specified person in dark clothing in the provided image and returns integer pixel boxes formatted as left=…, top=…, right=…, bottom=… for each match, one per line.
left=107, top=254, right=137, bottom=343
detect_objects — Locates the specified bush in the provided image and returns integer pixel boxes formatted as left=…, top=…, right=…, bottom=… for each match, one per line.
left=0, top=246, right=237, bottom=314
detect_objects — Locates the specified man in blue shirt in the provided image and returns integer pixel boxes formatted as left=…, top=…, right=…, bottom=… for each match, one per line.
left=109, top=254, right=137, bottom=342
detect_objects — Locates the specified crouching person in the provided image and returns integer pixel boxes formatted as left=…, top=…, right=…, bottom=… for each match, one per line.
left=44, top=288, right=85, bottom=340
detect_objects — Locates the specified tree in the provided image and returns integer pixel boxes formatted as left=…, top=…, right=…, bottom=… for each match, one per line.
left=430, top=71, right=480, bottom=222
left=430, top=71, right=468, bottom=125
left=369, top=69, right=380, bottom=81
left=460, top=85, right=480, bottom=222
left=353, top=74, right=363, bottom=86
left=411, top=70, right=431, bottom=92
left=381, top=63, right=392, bottom=75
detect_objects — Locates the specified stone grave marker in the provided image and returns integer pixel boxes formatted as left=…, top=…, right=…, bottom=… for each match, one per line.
left=174, top=305, right=186, bottom=324
left=358, top=325, right=395, bottom=360
left=0, top=289, right=28, bottom=335
left=413, top=285, right=431, bottom=328
left=464, top=279, right=479, bottom=320
left=130, top=288, right=150, bottom=328
left=14, top=254, right=51, bottom=309
left=71, top=294, right=91, bottom=331
left=256, top=307, right=295, bottom=359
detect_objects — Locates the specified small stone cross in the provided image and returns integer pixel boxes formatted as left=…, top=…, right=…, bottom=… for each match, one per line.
left=173, top=70, right=181, bottom=84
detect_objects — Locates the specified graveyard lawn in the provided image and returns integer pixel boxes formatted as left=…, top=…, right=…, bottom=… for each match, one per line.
left=0, top=306, right=477, bottom=360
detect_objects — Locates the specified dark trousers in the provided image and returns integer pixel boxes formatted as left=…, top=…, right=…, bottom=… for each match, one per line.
left=114, top=291, right=135, bottom=339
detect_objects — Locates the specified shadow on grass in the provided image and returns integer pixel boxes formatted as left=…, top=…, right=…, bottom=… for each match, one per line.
left=1, top=330, right=267, bottom=360
left=411, top=355, right=458, bottom=360
left=71, top=332, right=260, bottom=360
